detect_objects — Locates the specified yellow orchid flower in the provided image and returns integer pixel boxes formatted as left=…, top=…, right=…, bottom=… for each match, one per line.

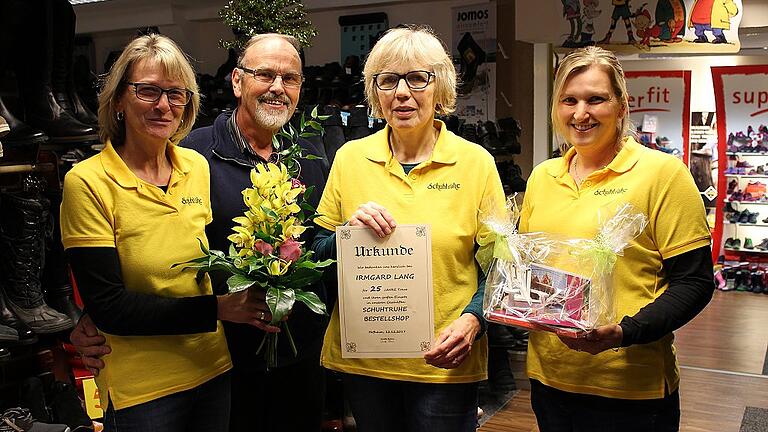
left=267, top=259, right=291, bottom=276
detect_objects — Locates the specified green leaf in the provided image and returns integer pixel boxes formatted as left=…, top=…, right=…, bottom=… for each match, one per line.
left=316, top=114, right=331, bottom=121
left=261, top=205, right=279, bottom=220
left=271, top=134, right=281, bottom=151
left=307, top=120, right=322, bottom=131
left=295, top=289, right=328, bottom=315
left=266, top=287, right=296, bottom=322
left=300, top=112, right=306, bottom=131
left=227, top=274, right=256, bottom=293
left=299, top=132, right=316, bottom=138
left=311, top=105, right=319, bottom=118
left=302, top=154, right=321, bottom=160
left=282, top=266, right=323, bottom=288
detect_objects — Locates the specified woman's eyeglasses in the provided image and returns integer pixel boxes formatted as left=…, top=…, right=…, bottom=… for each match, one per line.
left=238, top=66, right=305, bottom=88
left=373, top=70, right=435, bottom=91
left=126, top=82, right=193, bottom=107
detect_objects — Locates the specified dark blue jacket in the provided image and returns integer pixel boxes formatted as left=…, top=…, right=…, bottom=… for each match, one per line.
left=183, top=111, right=328, bottom=370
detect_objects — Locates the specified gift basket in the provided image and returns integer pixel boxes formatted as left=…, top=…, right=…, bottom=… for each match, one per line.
left=478, top=197, right=648, bottom=337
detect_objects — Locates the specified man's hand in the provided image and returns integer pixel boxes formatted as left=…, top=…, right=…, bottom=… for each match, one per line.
left=423, top=313, right=481, bottom=369
left=217, top=287, right=281, bottom=333
left=558, top=324, right=623, bottom=355
left=70, top=314, right=111, bottom=376
left=349, top=201, right=396, bottom=238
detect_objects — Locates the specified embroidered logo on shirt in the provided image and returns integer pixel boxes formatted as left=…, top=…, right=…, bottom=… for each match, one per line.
left=427, top=182, right=461, bottom=191
left=593, top=188, right=627, bottom=196
left=181, top=196, right=203, bottom=205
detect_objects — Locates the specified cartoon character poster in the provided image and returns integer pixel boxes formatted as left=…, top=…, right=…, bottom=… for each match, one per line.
left=547, top=0, right=742, bottom=54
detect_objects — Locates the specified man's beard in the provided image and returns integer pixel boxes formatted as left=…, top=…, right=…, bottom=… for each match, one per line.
left=253, top=93, right=293, bottom=132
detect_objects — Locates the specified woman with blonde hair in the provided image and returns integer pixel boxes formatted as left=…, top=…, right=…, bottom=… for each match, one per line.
left=60, top=34, right=265, bottom=432
left=312, top=25, right=505, bottom=431
left=519, top=46, right=714, bottom=431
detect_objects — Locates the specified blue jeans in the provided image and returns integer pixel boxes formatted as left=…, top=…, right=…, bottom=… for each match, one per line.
left=104, top=372, right=231, bottom=432
left=694, top=24, right=725, bottom=38
left=530, top=379, right=680, bottom=432
left=343, top=373, right=478, bottom=432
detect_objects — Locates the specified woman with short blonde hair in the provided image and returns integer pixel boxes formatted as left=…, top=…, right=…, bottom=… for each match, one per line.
left=313, top=25, right=505, bottom=432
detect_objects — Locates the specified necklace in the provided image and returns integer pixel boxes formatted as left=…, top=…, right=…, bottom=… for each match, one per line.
left=571, top=154, right=585, bottom=186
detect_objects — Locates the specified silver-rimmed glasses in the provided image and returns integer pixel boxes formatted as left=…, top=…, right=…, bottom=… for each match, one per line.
left=237, top=66, right=305, bottom=88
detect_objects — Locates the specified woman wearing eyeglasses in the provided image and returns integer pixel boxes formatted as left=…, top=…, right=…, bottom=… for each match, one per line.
left=60, top=34, right=265, bottom=432
left=312, top=26, right=505, bottom=431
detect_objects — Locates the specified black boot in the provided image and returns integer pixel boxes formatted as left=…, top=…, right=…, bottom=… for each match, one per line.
left=19, top=377, right=51, bottom=423
left=13, top=0, right=97, bottom=143
left=0, top=322, right=19, bottom=343
left=321, top=105, right=345, bottom=166
left=50, top=0, right=98, bottom=127
left=0, top=289, right=37, bottom=345
left=0, top=96, right=48, bottom=145
left=344, top=105, right=371, bottom=142
left=42, top=189, right=83, bottom=324
left=458, top=122, right=478, bottom=144
left=477, top=121, right=503, bottom=154
left=49, top=381, right=93, bottom=431
left=497, top=117, right=522, bottom=155
left=0, top=191, right=73, bottom=334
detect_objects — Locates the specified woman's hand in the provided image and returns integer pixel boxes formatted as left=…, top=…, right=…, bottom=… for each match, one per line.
left=423, top=313, right=481, bottom=369
left=349, top=201, right=396, bottom=238
left=217, top=288, right=281, bottom=333
left=558, top=324, right=623, bottom=355
left=70, top=314, right=111, bottom=376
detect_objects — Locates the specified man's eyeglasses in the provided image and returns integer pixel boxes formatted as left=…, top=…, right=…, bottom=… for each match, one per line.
left=373, top=70, right=435, bottom=91
left=238, top=66, right=304, bottom=88
left=125, top=82, right=193, bottom=107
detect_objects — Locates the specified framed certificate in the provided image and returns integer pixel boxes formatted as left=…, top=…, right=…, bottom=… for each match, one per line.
left=336, top=224, right=434, bottom=358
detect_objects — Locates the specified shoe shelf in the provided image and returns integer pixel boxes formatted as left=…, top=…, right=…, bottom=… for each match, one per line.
left=725, top=152, right=768, bottom=156
left=725, top=174, right=768, bottom=178
left=724, top=222, right=768, bottom=227
left=723, top=200, right=768, bottom=205
left=724, top=199, right=768, bottom=205
left=724, top=247, right=768, bottom=254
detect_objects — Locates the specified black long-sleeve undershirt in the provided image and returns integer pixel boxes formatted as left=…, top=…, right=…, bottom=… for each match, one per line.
left=619, top=245, right=714, bottom=346
left=67, top=247, right=219, bottom=336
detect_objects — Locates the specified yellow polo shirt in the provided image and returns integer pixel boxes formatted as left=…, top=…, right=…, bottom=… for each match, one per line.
left=316, top=120, right=506, bottom=383
left=60, top=140, right=231, bottom=410
left=520, top=137, right=710, bottom=399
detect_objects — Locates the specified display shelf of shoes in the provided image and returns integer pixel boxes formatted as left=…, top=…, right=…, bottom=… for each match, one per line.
left=725, top=174, right=768, bottom=178
left=723, top=247, right=768, bottom=254
left=724, top=200, right=768, bottom=205
left=725, top=152, right=768, bottom=156
left=724, top=222, right=768, bottom=227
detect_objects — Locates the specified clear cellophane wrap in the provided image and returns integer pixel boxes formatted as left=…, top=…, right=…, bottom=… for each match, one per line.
left=478, top=196, right=648, bottom=337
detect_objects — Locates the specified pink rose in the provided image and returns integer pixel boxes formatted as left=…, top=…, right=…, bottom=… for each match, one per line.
left=291, top=178, right=303, bottom=189
left=253, top=240, right=274, bottom=256
left=279, top=239, right=302, bottom=263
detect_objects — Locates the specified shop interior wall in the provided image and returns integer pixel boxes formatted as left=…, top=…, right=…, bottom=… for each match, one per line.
left=74, top=0, right=494, bottom=75
left=74, top=0, right=534, bottom=174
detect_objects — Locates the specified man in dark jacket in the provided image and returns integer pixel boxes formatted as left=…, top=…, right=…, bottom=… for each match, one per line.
left=70, top=34, right=329, bottom=432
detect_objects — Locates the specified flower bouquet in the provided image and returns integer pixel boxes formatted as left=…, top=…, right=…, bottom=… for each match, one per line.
left=175, top=108, right=333, bottom=367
